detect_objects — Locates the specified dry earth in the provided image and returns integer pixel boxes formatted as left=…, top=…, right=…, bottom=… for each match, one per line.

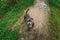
left=18, top=0, right=50, bottom=40
left=28, top=0, right=50, bottom=36
left=24, top=0, right=50, bottom=40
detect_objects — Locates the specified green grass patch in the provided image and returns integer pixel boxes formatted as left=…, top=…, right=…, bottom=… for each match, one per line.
left=48, top=0, right=60, bottom=40
left=49, top=7, right=60, bottom=40
left=0, top=0, right=35, bottom=40
left=48, top=0, right=60, bottom=9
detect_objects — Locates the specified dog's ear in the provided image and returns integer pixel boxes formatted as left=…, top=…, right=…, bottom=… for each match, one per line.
left=31, top=18, right=33, bottom=20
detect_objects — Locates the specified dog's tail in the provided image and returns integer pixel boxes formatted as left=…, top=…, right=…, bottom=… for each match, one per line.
left=26, top=8, right=30, bottom=14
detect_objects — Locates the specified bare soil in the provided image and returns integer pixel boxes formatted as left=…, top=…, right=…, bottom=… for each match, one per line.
left=18, top=0, right=50, bottom=40
left=23, top=0, right=50, bottom=40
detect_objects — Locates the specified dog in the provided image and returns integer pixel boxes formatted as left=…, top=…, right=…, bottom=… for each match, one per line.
left=24, top=8, right=34, bottom=31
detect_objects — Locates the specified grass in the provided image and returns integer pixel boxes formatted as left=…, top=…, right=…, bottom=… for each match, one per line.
left=49, top=7, right=60, bottom=40
left=48, top=0, right=60, bottom=40
left=0, top=0, right=34, bottom=40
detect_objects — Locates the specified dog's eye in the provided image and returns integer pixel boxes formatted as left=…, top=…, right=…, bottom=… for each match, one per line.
left=28, top=20, right=31, bottom=21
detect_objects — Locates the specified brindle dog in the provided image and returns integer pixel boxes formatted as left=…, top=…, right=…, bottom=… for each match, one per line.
left=24, top=9, right=34, bottom=31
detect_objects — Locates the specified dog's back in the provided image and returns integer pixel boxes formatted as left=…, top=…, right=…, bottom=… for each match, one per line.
left=24, top=8, right=30, bottom=22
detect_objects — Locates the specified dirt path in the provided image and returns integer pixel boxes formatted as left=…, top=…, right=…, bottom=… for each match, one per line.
left=26, top=0, right=50, bottom=40
left=18, top=0, right=50, bottom=40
